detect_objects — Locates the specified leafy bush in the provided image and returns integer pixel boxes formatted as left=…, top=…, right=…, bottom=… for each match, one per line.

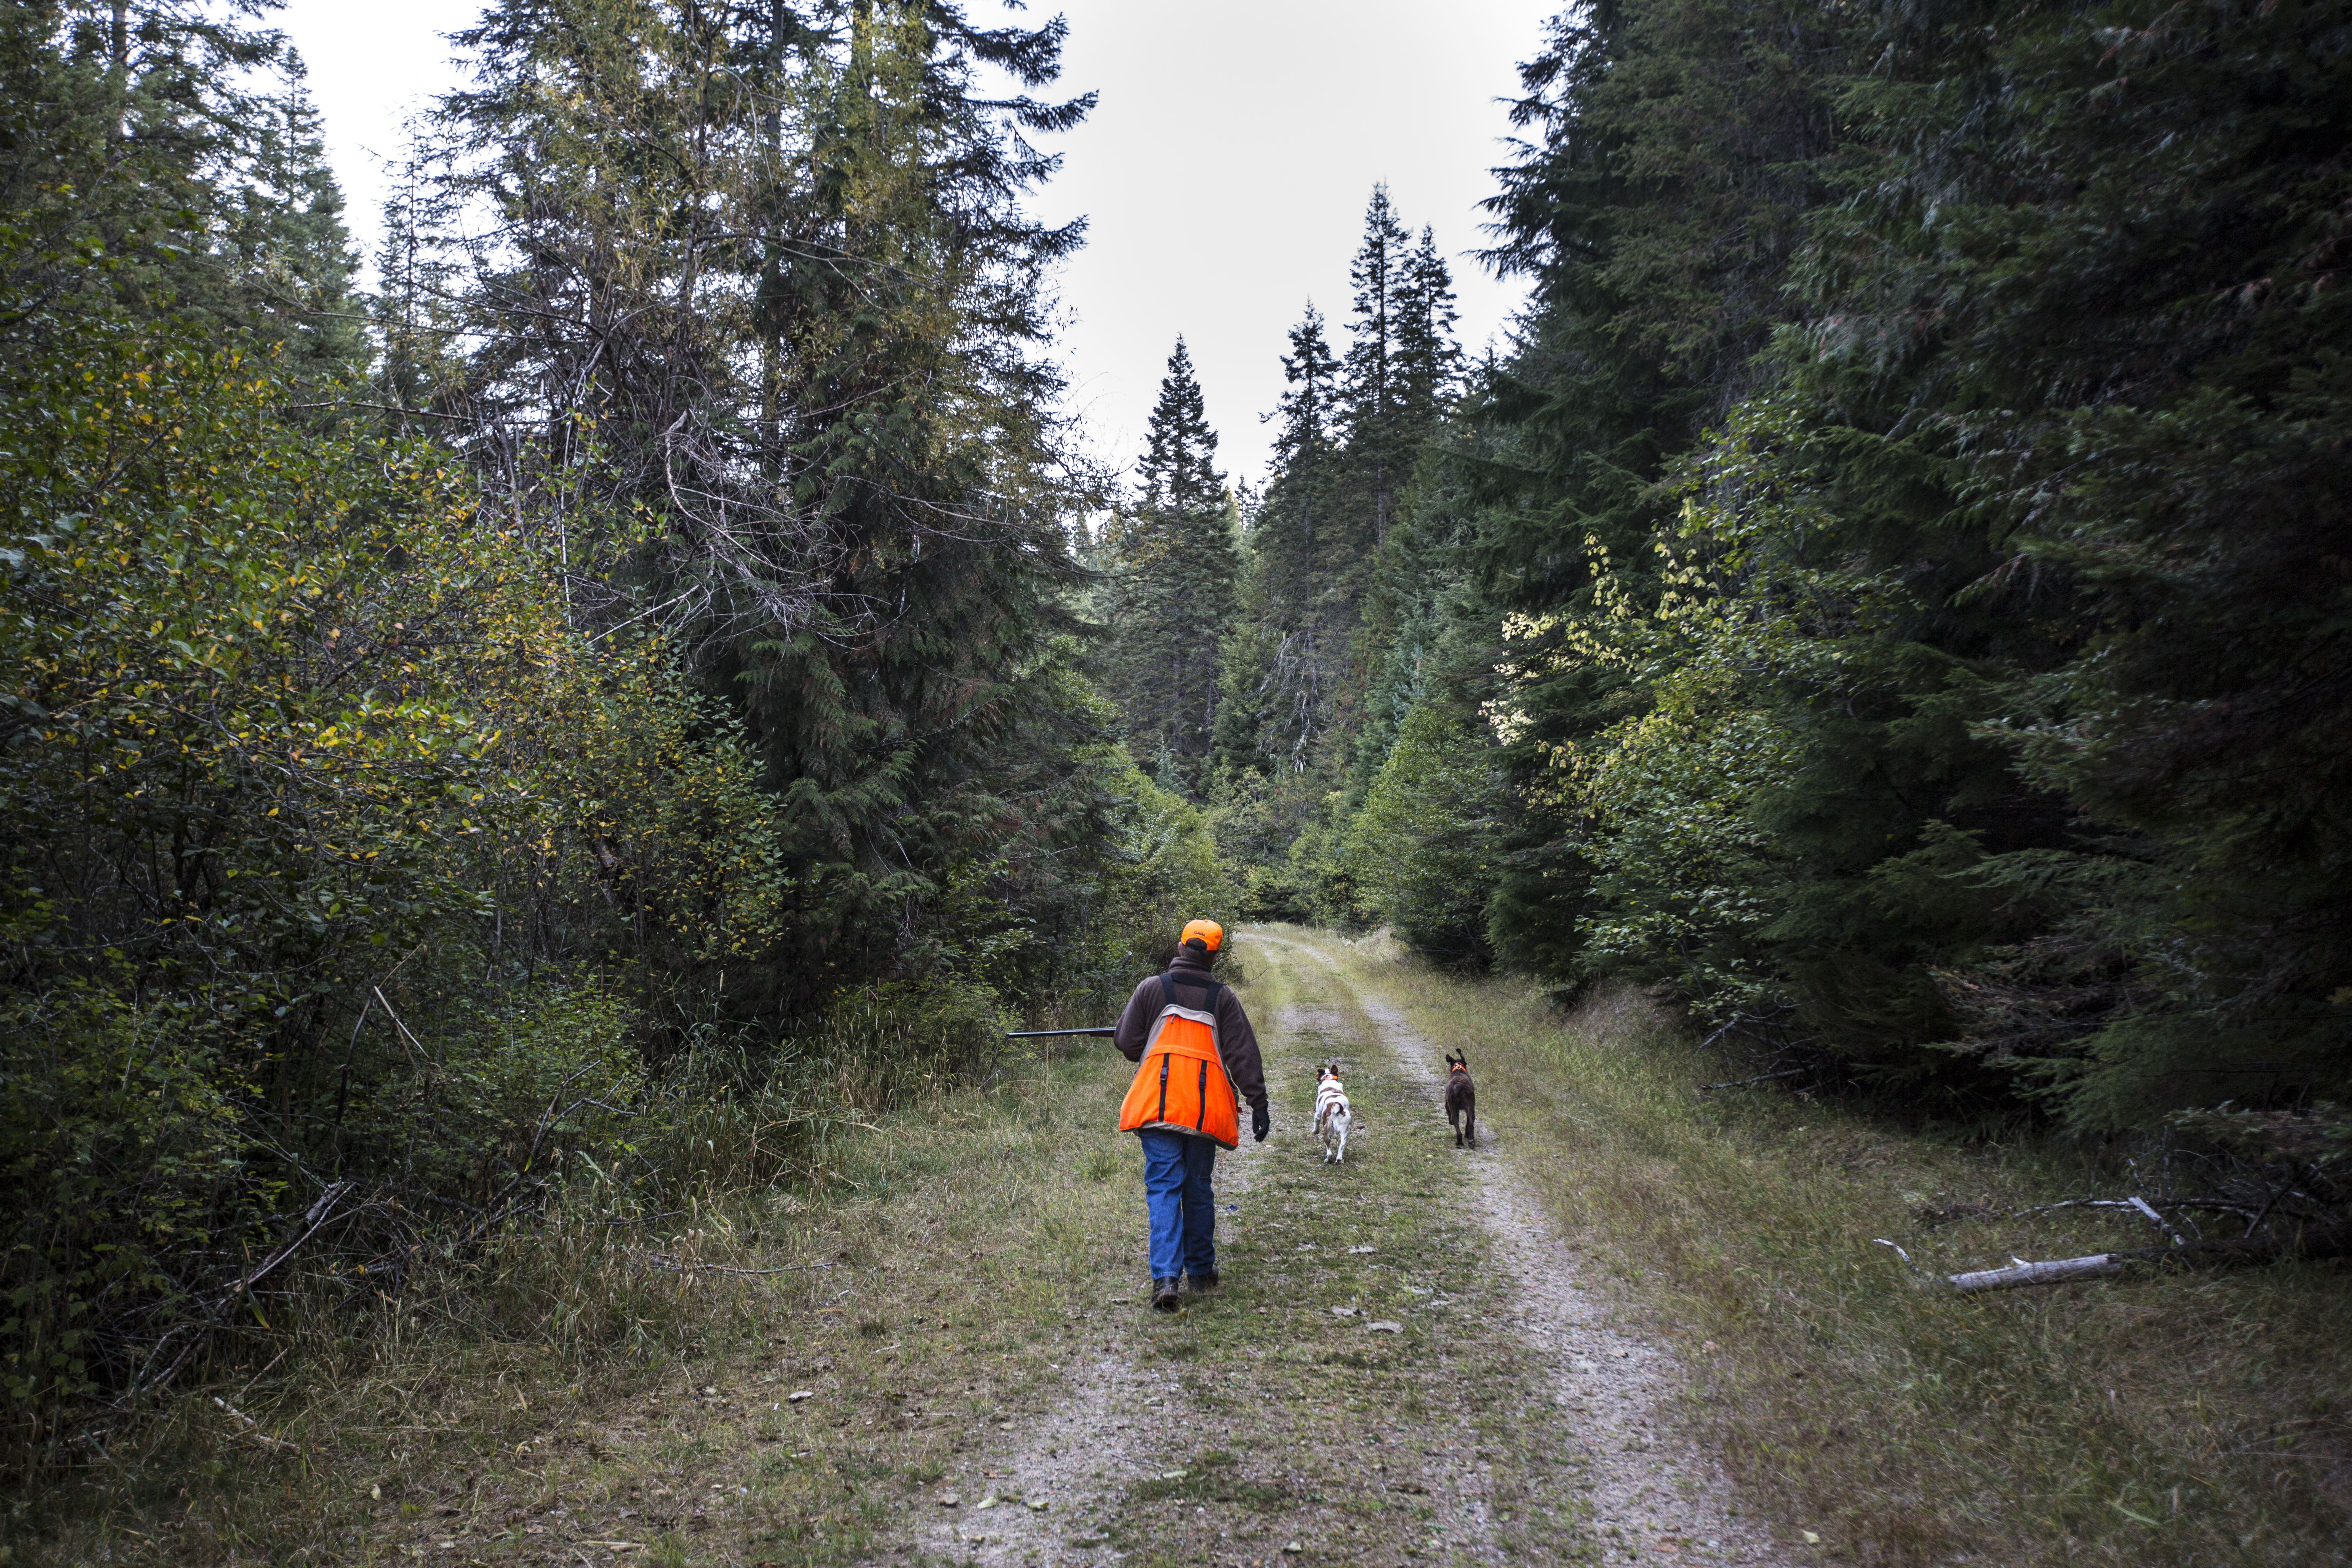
left=1345, top=702, right=1503, bottom=964
left=1042, top=744, right=1234, bottom=1015
left=0, top=313, right=783, bottom=1451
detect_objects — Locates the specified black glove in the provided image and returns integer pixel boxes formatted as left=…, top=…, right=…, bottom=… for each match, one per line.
left=1252, top=1100, right=1271, bottom=1143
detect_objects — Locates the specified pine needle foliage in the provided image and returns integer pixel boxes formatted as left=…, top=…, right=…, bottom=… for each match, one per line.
left=1096, top=337, right=1240, bottom=785
left=1365, top=0, right=2352, bottom=1128
left=419, top=0, right=1118, bottom=1029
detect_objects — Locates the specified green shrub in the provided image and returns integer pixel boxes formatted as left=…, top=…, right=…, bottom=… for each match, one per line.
left=0, top=312, right=784, bottom=1451
left=1344, top=702, right=1505, bottom=964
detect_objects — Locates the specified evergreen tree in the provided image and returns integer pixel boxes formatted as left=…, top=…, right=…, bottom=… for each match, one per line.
left=1139, top=337, right=1223, bottom=518
left=1393, top=227, right=1462, bottom=426
left=423, top=0, right=1107, bottom=1029
left=1336, top=185, right=1414, bottom=556
left=1222, top=194, right=1461, bottom=786
left=0, top=4, right=364, bottom=381
left=369, top=173, right=466, bottom=434
left=1215, top=303, right=1340, bottom=777
left=214, top=53, right=367, bottom=383
left=1204, top=197, right=1464, bottom=921
left=1343, top=227, right=1467, bottom=796
left=1317, top=192, right=1463, bottom=755
left=1098, top=337, right=1238, bottom=782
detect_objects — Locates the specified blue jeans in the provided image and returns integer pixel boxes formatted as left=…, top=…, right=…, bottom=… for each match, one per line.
left=1137, top=1129, right=1217, bottom=1280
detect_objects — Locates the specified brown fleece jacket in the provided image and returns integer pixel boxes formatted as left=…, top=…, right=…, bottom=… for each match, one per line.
left=1111, top=946, right=1267, bottom=1112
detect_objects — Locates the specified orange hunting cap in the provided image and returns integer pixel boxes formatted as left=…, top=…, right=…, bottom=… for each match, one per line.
left=1180, top=919, right=1224, bottom=953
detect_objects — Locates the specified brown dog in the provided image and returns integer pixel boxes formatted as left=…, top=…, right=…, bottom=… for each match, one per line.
left=1443, top=1051, right=1477, bottom=1147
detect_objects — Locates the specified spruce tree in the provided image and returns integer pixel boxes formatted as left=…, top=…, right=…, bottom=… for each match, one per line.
left=423, top=0, right=1105, bottom=1026
left=1217, top=198, right=1461, bottom=795
left=1752, top=0, right=2352, bottom=1118
left=1140, top=336, right=1225, bottom=519
left=1393, top=227, right=1461, bottom=430
left=369, top=175, right=466, bottom=433
left=0, top=3, right=358, bottom=369
left=1214, top=304, right=1339, bottom=776
left=1337, top=186, right=1414, bottom=555
left=1099, top=336, right=1238, bottom=783
left=215, top=53, right=367, bottom=385
left=1344, top=226, right=1466, bottom=796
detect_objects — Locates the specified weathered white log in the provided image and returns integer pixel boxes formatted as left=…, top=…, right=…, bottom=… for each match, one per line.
left=1949, top=1254, right=2123, bottom=1293
left=1934, top=1220, right=2352, bottom=1296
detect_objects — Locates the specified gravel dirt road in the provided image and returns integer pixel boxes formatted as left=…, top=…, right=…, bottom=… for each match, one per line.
left=909, top=929, right=1794, bottom=1568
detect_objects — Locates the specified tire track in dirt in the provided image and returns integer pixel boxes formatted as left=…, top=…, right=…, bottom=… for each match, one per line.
left=1285, top=933, right=1795, bottom=1568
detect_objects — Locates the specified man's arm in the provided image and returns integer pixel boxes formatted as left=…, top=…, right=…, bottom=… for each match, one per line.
left=1111, top=978, right=1157, bottom=1063
left=1216, top=990, right=1266, bottom=1108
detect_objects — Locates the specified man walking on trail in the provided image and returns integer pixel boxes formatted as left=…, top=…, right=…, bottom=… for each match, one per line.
left=1113, top=919, right=1269, bottom=1312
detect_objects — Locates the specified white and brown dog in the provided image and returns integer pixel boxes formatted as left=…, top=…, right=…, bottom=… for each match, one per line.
left=1312, top=1063, right=1354, bottom=1164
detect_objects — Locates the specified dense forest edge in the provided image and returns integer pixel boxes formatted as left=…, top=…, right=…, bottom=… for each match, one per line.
left=4, top=0, right=2349, bottom=1526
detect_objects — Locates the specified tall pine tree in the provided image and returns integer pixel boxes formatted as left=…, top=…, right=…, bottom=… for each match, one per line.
left=1214, top=303, right=1340, bottom=777
left=0, top=5, right=365, bottom=383
left=1213, top=193, right=1461, bottom=794
left=1337, top=186, right=1413, bottom=556
left=423, top=0, right=1107, bottom=1028
left=216, top=53, right=366, bottom=385
left=1393, top=227, right=1461, bottom=431
left=1098, top=336, right=1238, bottom=784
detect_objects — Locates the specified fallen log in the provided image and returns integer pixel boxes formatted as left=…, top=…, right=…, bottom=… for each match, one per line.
left=1951, top=1254, right=2122, bottom=1292
left=1948, top=1219, right=2352, bottom=1294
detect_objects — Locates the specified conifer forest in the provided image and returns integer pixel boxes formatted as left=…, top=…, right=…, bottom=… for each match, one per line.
left=4, top=0, right=2351, bottom=1559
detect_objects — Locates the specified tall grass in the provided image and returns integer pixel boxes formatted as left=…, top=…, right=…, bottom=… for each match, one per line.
left=0, top=980, right=1035, bottom=1524
left=12, top=1030, right=1144, bottom=1565
left=1338, top=944, right=2352, bottom=1567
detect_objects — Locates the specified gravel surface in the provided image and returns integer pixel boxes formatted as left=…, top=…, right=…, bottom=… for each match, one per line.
left=906, top=933, right=1797, bottom=1567
left=1353, top=978, right=1793, bottom=1567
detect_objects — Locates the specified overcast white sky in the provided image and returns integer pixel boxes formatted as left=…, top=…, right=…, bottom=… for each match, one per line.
left=274, top=0, right=1554, bottom=488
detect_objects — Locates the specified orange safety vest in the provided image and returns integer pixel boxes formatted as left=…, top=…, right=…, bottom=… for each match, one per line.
left=1117, top=970, right=1241, bottom=1150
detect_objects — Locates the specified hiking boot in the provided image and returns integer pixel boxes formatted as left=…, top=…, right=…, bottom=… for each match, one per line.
left=1150, top=1277, right=1182, bottom=1312
left=1187, top=1268, right=1219, bottom=1291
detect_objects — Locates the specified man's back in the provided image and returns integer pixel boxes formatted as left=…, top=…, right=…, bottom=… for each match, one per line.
left=1112, top=947, right=1266, bottom=1113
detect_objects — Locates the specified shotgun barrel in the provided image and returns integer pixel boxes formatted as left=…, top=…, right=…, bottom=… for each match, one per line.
left=1004, top=1026, right=1116, bottom=1038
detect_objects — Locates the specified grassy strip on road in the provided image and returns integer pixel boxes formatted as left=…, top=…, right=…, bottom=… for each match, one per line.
left=1321, top=930, right=2352, bottom=1567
